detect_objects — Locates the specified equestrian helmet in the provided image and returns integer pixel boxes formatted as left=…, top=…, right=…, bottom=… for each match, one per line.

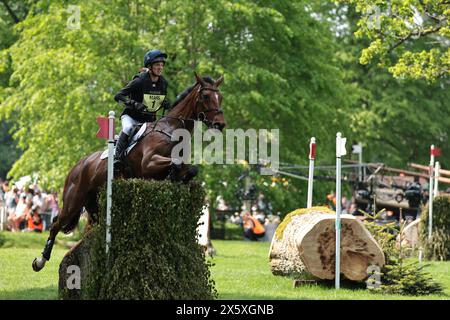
left=144, top=49, right=167, bottom=67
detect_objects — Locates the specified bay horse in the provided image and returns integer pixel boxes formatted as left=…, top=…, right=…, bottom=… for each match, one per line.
left=32, top=73, right=225, bottom=271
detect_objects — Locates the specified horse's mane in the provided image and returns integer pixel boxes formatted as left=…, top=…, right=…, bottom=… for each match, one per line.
left=171, top=76, right=215, bottom=108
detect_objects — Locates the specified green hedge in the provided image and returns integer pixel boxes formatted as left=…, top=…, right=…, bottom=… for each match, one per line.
left=420, top=195, right=450, bottom=261
left=85, top=179, right=216, bottom=299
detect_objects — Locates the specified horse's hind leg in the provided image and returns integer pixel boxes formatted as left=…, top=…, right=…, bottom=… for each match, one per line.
left=32, top=185, right=86, bottom=272
left=32, top=217, right=62, bottom=271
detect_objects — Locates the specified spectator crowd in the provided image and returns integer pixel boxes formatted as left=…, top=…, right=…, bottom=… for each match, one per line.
left=0, top=179, right=60, bottom=233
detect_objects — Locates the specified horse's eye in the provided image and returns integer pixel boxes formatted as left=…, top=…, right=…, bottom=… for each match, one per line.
left=202, top=94, right=209, bottom=100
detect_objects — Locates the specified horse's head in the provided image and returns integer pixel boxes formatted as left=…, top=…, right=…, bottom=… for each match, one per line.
left=194, top=73, right=226, bottom=131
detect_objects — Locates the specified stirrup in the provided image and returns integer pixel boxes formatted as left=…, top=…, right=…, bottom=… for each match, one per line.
left=113, top=158, right=123, bottom=174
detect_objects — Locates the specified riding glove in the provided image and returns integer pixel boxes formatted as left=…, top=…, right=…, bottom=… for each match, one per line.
left=126, top=100, right=146, bottom=112
left=162, top=100, right=171, bottom=110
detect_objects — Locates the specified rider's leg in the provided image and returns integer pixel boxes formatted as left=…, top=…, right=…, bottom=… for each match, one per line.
left=114, top=115, right=137, bottom=171
left=114, top=132, right=129, bottom=160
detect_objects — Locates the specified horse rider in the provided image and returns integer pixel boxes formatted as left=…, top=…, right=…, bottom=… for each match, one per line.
left=113, top=49, right=171, bottom=172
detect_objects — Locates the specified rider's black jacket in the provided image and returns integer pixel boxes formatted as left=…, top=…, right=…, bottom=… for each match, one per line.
left=114, top=71, right=170, bottom=123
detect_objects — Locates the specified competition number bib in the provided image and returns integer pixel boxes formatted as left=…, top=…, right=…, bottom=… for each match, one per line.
left=143, top=94, right=165, bottom=112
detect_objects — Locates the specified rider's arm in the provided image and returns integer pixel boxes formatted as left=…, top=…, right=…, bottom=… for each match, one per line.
left=114, top=77, right=142, bottom=106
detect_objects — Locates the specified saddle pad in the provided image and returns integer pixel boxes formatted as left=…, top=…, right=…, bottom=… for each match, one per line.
left=100, top=123, right=147, bottom=160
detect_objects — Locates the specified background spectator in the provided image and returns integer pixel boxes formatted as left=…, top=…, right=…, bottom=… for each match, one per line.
left=1, top=179, right=8, bottom=202
left=32, top=190, right=44, bottom=208
left=8, top=194, right=30, bottom=232
left=262, top=215, right=280, bottom=242
left=5, top=185, right=18, bottom=219
left=243, top=212, right=265, bottom=241
left=23, top=205, right=43, bottom=233
left=45, top=190, right=60, bottom=222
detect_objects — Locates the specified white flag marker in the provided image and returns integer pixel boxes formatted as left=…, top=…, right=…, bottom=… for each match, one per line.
left=335, top=132, right=345, bottom=290
left=307, top=137, right=316, bottom=208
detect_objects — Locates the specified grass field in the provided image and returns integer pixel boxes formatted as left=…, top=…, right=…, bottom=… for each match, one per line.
left=0, top=231, right=449, bottom=300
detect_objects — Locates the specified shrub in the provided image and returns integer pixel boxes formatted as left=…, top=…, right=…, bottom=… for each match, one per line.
left=364, top=210, right=443, bottom=296
left=85, top=179, right=217, bottom=300
left=420, top=195, right=450, bottom=261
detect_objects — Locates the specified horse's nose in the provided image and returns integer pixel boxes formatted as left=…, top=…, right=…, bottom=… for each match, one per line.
left=213, top=122, right=225, bottom=131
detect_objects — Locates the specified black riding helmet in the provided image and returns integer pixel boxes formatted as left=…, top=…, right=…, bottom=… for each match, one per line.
left=144, top=49, right=167, bottom=67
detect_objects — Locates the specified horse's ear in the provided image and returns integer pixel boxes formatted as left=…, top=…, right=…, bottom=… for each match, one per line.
left=215, top=75, right=224, bottom=87
left=194, top=72, right=206, bottom=87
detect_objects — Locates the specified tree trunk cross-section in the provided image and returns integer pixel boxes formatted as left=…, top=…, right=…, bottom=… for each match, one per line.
left=269, top=207, right=385, bottom=281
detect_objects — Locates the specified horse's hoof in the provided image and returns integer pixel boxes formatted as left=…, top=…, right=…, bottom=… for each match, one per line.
left=32, top=258, right=41, bottom=272
left=168, top=160, right=183, bottom=181
left=188, top=166, right=199, bottom=177
left=182, top=166, right=199, bottom=183
left=32, top=257, right=46, bottom=272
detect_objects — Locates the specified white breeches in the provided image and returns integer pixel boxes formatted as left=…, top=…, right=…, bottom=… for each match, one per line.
left=121, top=115, right=140, bottom=136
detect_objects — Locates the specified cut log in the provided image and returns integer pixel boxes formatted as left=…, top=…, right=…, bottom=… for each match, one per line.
left=269, top=207, right=385, bottom=281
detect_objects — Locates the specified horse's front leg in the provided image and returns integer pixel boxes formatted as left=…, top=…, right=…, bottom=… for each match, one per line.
left=141, top=154, right=197, bottom=182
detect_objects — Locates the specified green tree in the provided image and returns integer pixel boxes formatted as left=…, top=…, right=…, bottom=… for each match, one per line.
left=0, top=121, right=21, bottom=179
left=323, top=2, right=450, bottom=169
left=336, top=0, right=450, bottom=81
left=0, top=0, right=29, bottom=179
left=0, top=0, right=353, bottom=216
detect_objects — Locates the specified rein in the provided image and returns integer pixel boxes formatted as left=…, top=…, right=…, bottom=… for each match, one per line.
left=139, top=84, right=222, bottom=140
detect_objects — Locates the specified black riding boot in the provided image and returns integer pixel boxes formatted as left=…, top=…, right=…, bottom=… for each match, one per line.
left=114, top=132, right=129, bottom=174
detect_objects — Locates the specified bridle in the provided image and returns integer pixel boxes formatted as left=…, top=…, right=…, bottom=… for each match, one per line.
left=147, top=83, right=224, bottom=139
left=195, top=85, right=224, bottom=128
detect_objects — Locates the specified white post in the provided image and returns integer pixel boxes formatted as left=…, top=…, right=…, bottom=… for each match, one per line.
left=335, top=132, right=344, bottom=290
left=434, top=161, right=440, bottom=198
left=358, top=144, right=363, bottom=182
left=428, top=145, right=435, bottom=240
left=307, top=137, right=316, bottom=208
left=106, top=110, right=115, bottom=253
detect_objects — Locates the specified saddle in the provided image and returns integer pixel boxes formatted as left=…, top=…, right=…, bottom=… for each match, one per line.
left=100, top=123, right=147, bottom=160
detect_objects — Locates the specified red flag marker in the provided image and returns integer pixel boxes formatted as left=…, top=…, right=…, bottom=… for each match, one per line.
left=309, top=140, right=316, bottom=160
left=96, top=116, right=113, bottom=139
left=431, top=147, right=442, bottom=157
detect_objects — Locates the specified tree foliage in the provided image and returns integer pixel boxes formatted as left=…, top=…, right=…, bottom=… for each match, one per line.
left=0, top=0, right=350, bottom=213
left=323, top=2, right=450, bottom=168
left=0, top=121, right=20, bottom=179
left=0, top=0, right=449, bottom=217
left=336, top=0, right=450, bottom=81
